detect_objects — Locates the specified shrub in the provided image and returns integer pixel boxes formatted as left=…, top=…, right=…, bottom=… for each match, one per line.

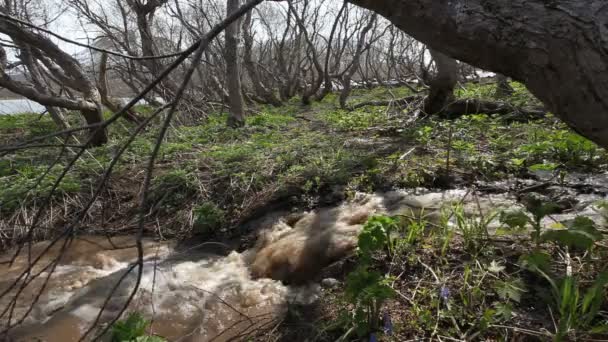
left=192, top=202, right=225, bottom=235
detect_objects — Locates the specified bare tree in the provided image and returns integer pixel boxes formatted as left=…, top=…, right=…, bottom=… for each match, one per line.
left=0, top=3, right=108, bottom=145
left=225, top=0, right=246, bottom=127
left=241, top=9, right=281, bottom=106
left=338, top=11, right=377, bottom=108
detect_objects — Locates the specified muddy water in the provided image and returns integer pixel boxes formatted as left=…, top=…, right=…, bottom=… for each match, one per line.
left=0, top=189, right=604, bottom=341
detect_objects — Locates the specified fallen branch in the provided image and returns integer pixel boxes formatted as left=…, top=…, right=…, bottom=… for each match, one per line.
left=351, top=95, right=546, bottom=122
left=441, top=99, right=546, bottom=121
left=350, top=95, right=420, bottom=109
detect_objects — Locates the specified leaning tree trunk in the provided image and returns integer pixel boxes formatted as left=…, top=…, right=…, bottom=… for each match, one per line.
left=423, top=49, right=458, bottom=115
left=98, top=53, right=144, bottom=124
left=0, top=19, right=108, bottom=146
left=339, top=13, right=377, bottom=109
left=348, top=0, right=608, bottom=147
left=225, top=0, right=246, bottom=127
left=242, top=11, right=281, bottom=107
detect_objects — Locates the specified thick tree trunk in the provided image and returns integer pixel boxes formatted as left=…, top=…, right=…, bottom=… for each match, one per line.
left=225, top=0, right=246, bottom=128
left=349, top=0, right=608, bottom=147
left=423, top=49, right=458, bottom=114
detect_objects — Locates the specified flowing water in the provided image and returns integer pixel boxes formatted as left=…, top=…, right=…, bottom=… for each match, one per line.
left=0, top=189, right=604, bottom=341
left=0, top=99, right=46, bottom=115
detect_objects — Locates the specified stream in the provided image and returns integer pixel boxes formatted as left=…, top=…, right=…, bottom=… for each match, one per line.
left=2, top=178, right=607, bottom=341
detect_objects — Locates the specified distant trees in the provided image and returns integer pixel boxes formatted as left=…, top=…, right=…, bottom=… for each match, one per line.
left=62, top=0, right=440, bottom=128
left=4, top=0, right=599, bottom=145
left=0, top=0, right=108, bottom=145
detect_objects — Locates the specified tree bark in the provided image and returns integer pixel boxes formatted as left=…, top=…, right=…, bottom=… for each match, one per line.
left=348, top=0, right=608, bottom=147
left=225, top=0, right=246, bottom=128
left=423, top=49, right=458, bottom=114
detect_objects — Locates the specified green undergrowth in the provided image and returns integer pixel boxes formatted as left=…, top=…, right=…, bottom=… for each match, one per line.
left=1, top=81, right=607, bottom=243
left=311, top=196, right=608, bottom=341
left=0, top=102, right=385, bottom=240
left=379, top=113, right=608, bottom=188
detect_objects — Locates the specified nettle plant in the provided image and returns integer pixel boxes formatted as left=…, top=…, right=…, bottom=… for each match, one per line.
left=343, top=216, right=397, bottom=338
left=500, top=198, right=603, bottom=250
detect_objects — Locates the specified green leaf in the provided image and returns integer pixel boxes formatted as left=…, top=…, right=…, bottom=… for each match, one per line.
left=581, top=272, right=608, bottom=318
left=530, top=202, right=561, bottom=222
left=558, top=276, right=576, bottom=316
left=590, top=325, right=608, bottom=334
left=494, top=302, right=514, bottom=321
left=111, top=313, right=155, bottom=342
left=510, top=158, right=526, bottom=167
left=499, top=210, right=530, bottom=230
left=541, top=216, right=603, bottom=250
left=495, top=278, right=525, bottom=303
left=520, top=251, right=559, bottom=292
left=479, top=308, right=496, bottom=331
left=520, top=251, right=551, bottom=274
left=358, top=215, right=398, bottom=258
left=528, top=163, right=558, bottom=172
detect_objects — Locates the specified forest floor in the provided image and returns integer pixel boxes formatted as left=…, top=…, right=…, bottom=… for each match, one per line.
left=2, top=82, right=608, bottom=341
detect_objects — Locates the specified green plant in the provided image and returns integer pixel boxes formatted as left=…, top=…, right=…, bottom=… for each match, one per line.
left=415, top=125, right=433, bottom=147
left=500, top=199, right=560, bottom=248
left=521, top=253, right=608, bottom=341
left=0, top=164, right=81, bottom=212
left=111, top=312, right=166, bottom=342
left=148, top=169, right=198, bottom=210
left=342, top=215, right=397, bottom=338
left=451, top=204, right=497, bottom=255
left=192, top=202, right=224, bottom=235
left=541, top=216, right=603, bottom=251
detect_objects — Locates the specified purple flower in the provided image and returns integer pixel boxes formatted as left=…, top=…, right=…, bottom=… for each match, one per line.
left=369, top=333, right=378, bottom=342
left=440, top=285, right=451, bottom=301
left=383, top=311, right=393, bottom=335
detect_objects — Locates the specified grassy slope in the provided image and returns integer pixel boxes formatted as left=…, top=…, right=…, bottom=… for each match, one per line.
left=1, top=83, right=606, bottom=240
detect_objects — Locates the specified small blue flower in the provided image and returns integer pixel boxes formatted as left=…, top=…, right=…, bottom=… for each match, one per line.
left=369, top=333, right=378, bottom=342
left=383, top=311, right=393, bottom=335
left=440, top=285, right=451, bottom=301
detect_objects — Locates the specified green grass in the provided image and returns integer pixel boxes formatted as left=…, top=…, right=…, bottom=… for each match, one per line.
left=2, top=81, right=607, bottom=237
